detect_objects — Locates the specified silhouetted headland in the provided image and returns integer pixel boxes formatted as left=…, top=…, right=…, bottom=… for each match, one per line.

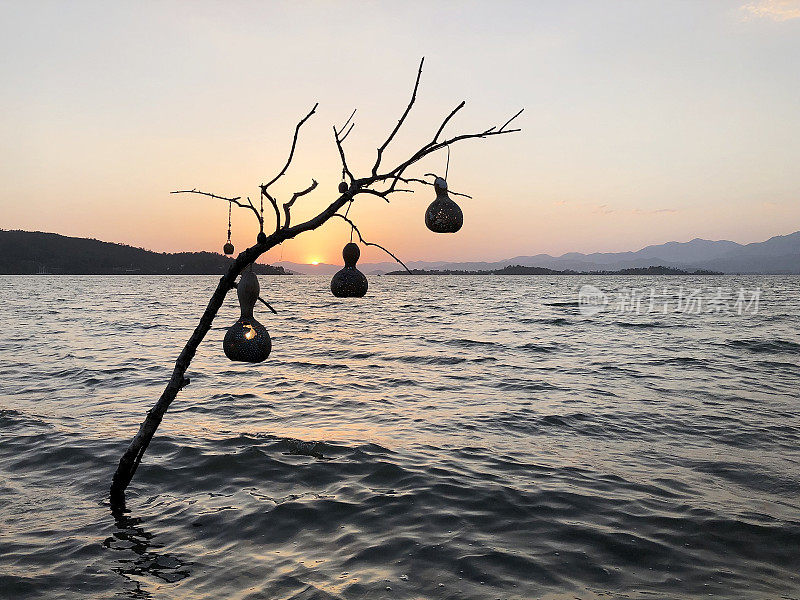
left=0, top=230, right=286, bottom=275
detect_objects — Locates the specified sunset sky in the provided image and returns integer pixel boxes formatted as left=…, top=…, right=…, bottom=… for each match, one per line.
left=2, top=1, right=799, bottom=265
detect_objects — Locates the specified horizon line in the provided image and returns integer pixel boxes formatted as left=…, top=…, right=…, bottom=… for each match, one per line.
left=4, top=226, right=799, bottom=266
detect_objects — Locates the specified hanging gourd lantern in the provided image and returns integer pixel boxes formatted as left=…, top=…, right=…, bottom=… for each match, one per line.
left=256, top=195, right=268, bottom=245
left=338, top=181, right=349, bottom=194
left=223, top=268, right=271, bottom=362
left=330, top=242, right=368, bottom=297
left=222, top=201, right=235, bottom=254
left=425, top=177, right=463, bottom=233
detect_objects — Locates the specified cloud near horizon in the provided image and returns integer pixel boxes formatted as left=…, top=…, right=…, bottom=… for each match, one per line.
left=593, top=205, right=679, bottom=216
left=740, top=0, right=800, bottom=21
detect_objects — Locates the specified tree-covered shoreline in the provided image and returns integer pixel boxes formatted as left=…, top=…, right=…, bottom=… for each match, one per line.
left=0, top=230, right=286, bottom=275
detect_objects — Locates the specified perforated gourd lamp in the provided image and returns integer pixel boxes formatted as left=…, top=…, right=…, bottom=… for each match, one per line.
left=330, top=242, right=368, bottom=297
left=424, top=177, right=463, bottom=233
left=223, top=269, right=271, bottom=363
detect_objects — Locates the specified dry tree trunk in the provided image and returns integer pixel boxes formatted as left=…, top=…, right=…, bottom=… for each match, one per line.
left=110, top=58, right=522, bottom=505
left=110, top=192, right=349, bottom=503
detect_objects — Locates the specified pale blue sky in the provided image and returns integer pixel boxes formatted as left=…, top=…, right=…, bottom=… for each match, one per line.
left=1, top=0, right=798, bottom=263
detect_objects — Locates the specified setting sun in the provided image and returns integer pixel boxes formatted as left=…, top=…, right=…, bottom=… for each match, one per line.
left=310, top=260, right=320, bottom=265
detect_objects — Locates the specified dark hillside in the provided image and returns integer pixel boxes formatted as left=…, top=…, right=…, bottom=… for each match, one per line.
left=0, top=230, right=286, bottom=275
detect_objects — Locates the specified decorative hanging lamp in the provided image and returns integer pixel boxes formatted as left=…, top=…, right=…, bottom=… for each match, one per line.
left=223, top=201, right=235, bottom=255
left=338, top=181, right=349, bottom=194
left=330, top=242, right=368, bottom=297
left=425, top=176, right=463, bottom=234
left=223, top=268, right=271, bottom=363
left=257, top=195, right=267, bottom=244
left=425, top=148, right=463, bottom=233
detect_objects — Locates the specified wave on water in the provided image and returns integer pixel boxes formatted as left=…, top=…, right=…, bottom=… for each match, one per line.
left=1, top=274, right=799, bottom=599
left=728, top=338, right=800, bottom=354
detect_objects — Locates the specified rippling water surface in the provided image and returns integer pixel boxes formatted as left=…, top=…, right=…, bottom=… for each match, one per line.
left=1, top=275, right=799, bottom=599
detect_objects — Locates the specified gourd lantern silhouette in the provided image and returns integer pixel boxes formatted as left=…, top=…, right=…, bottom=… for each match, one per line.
left=424, top=176, right=463, bottom=233
left=223, top=269, right=271, bottom=362
left=223, top=242, right=234, bottom=255
left=338, top=181, right=349, bottom=194
left=330, top=242, right=368, bottom=297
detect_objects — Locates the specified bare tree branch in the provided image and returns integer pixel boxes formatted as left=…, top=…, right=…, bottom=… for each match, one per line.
left=171, top=189, right=262, bottom=226
left=282, top=179, right=318, bottom=229
left=332, top=108, right=358, bottom=181
left=256, top=296, right=277, bottom=313
left=332, top=213, right=411, bottom=273
left=333, top=125, right=354, bottom=182
left=372, top=57, right=424, bottom=176
left=171, top=189, right=240, bottom=203
left=499, top=108, right=524, bottom=133
left=352, top=188, right=396, bottom=203
left=339, top=122, right=356, bottom=143
left=336, top=108, right=357, bottom=143
left=231, top=280, right=278, bottom=314
left=260, top=191, right=281, bottom=232
left=395, top=176, right=473, bottom=199
left=339, top=108, right=357, bottom=132
left=112, top=60, right=522, bottom=506
left=432, top=101, right=465, bottom=143
left=261, top=103, right=318, bottom=192
left=382, top=117, right=521, bottom=182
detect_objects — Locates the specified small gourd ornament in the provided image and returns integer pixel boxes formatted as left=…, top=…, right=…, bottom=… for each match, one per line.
left=223, top=201, right=235, bottom=255
left=330, top=242, right=368, bottom=297
left=223, top=268, right=271, bottom=363
left=424, top=176, right=463, bottom=233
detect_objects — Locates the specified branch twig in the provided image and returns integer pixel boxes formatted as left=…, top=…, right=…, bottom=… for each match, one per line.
left=339, top=122, right=355, bottom=143
left=352, top=188, right=397, bottom=202
left=372, top=57, right=424, bottom=176
left=339, top=108, right=356, bottom=132
left=333, top=126, right=354, bottom=182
left=393, top=176, right=473, bottom=199
left=336, top=108, right=357, bottom=143
left=433, top=101, right=465, bottom=143
left=282, top=179, right=318, bottom=229
left=231, top=281, right=278, bottom=314
left=171, top=189, right=262, bottom=226
left=499, top=108, right=524, bottom=133
left=261, top=104, right=318, bottom=192
left=332, top=213, right=411, bottom=273
left=382, top=115, right=522, bottom=182
left=260, top=192, right=280, bottom=232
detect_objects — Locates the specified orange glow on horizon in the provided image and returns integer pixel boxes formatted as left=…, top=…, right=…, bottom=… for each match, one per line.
left=3, top=3, right=799, bottom=262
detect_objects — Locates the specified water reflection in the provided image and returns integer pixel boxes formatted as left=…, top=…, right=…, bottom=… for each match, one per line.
left=105, top=501, right=191, bottom=596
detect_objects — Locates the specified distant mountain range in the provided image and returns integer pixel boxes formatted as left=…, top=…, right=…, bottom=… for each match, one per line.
left=2, top=228, right=797, bottom=275
left=0, top=230, right=286, bottom=275
left=386, top=266, right=721, bottom=276
left=276, top=230, right=800, bottom=275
